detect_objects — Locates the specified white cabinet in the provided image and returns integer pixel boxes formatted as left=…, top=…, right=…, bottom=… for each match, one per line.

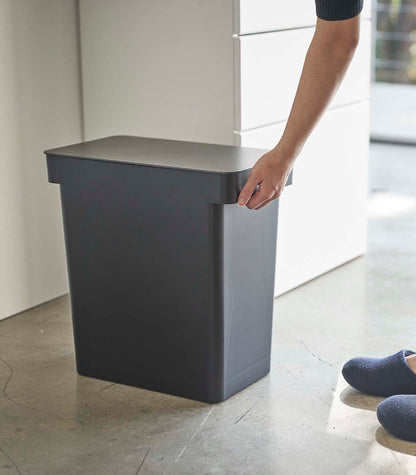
left=235, top=0, right=372, bottom=34
left=236, top=21, right=371, bottom=130
left=237, top=101, right=370, bottom=295
left=79, top=0, right=372, bottom=296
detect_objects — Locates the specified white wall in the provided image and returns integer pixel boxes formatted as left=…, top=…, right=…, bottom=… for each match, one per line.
left=79, top=0, right=235, bottom=145
left=0, top=0, right=82, bottom=321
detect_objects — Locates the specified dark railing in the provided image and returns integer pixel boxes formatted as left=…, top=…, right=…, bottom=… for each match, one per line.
left=374, top=0, right=416, bottom=84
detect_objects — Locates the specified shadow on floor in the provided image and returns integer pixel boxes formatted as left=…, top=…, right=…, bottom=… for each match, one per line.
left=340, top=386, right=385, bottom=412
left=376, top=427, right=416, bottom=456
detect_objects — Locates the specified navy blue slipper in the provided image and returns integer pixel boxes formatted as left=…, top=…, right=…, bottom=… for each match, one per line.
left=342, top=349, right=416, bottom=397
left=377, top=395, right=416, bottom=442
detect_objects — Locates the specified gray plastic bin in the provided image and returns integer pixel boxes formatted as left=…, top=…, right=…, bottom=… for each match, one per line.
left=45, top=135, right=291, bottom=403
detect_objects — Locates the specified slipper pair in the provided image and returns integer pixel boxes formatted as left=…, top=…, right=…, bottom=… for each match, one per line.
left=342, top=349, right=416, bottom=442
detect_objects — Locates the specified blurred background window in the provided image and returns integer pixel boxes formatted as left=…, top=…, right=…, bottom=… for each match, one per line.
left=371, top=0, right=416, bottom=144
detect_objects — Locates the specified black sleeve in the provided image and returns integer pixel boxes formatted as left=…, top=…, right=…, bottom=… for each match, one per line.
left=315, top=0, right=364, bottom=21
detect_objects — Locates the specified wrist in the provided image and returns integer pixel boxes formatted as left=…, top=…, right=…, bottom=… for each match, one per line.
left=271, top=141, right=300, bottom=164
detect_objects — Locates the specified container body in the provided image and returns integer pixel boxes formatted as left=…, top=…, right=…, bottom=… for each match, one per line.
left=48, top=143, right=279, bottom=403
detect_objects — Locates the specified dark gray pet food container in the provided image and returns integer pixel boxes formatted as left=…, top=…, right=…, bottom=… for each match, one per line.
left=45, top=135, right=291, bottom=403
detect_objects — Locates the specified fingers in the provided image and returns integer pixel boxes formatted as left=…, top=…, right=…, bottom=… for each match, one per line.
left=237, top=171, right=261, bottom=206
left=246, top=183, right=281, bottom=210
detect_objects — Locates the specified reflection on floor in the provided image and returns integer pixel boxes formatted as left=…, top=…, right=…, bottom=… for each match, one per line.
left=0, top=143, right=416, bottom=474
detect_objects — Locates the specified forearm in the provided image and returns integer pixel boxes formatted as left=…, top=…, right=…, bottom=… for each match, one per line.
left=276, top=19, right=360, bottom=158
left=237, top=14, right=362, bottom=209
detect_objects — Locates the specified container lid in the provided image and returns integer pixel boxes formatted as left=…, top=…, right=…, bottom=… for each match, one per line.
left=44, top=135, right=269, bottom=174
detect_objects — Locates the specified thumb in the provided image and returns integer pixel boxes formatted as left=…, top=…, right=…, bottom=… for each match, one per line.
left=237, top=171, right=260, bottom=206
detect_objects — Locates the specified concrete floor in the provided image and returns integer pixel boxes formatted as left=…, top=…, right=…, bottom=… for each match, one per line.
left=1, top=142, right=416, bottom=474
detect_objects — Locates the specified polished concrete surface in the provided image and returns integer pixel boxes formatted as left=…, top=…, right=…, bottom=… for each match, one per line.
left=1, top=142, right=416, bottom=474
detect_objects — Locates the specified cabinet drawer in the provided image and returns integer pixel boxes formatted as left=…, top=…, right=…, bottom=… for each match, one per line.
left=236, top=101, right=370, bottom=296
left=235, top=0, right=372, bottom=35
left=236, top=20, right=371, bottom=131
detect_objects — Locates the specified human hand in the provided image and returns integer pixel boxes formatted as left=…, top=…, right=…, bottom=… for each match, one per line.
left=237, top=144, right=296, bottom=210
